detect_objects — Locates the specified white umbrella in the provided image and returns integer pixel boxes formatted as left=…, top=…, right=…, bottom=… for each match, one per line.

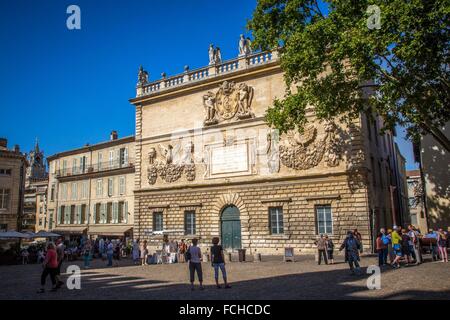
left=0, top=231, right=32, bottom=239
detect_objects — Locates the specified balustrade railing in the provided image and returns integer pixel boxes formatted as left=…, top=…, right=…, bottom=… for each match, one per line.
left=56, top=159, right=134, bottom=178
left=137, top=50, right=278, bottom=97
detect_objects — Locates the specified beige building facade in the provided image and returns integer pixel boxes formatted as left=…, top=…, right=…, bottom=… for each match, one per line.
left=46, top=132, right=135, bottom=239
left=0, top=138, right=27, bottom=232
left=130, top=47, right=403, bottom=255
left=419, top=122, right=450, bottom=229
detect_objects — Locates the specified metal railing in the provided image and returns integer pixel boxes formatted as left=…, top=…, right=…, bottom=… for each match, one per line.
left=56, top=159, right=134, bottom=177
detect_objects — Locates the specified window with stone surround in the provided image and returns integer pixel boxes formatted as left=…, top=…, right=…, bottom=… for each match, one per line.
left=96, top=179, right=103, bottom=197
left=0, top=168, right=11, bottom=176
left=0, top=189, right=10, bottom=209
left=269, top=207, right=284, bottom=234
left=119, top=176, right=126, bottom=195
left=108, top=178, right=113, bottom=197
left=153, top=212, right=163, bottom=232
left=316, top=205, right=333, bottom=235
left=184, top=211, right=196, bottom=235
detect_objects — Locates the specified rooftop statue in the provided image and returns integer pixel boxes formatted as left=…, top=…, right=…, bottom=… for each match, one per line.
left=238, top=34, right=252, bottom=56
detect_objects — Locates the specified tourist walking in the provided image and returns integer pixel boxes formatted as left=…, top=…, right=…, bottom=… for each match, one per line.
left=132, top=239, right=140, bottom=265
left=325, top=235, right=334, bottom=264
left=83, top=239, right=92, bottom=269
left=437, top=228, right=448, bottom=262
left=339, top=231, right=361, bottom=275
left=178, top=239, right=187, bottom=263
left=106, top=240, right=114, bottom=267
left=113, top=240, right=121, bottom=267
left=99, top=237, right=105, bottom=259
left=210, top=237, right=231, bottom=289
left=187, top=238, right=203, bottom=290
left=425, top=229, right=439, bottom=261
left=400, top=229, right=412, bottom=265
left=37, top=242, right=58, bottom=293
left=376, top=232, right=387, bottom=267
left=390, top=226, right=403, bottom=268
left=315, top=234, right=328, bottom=265
left=354, top=229, right=363, bottom=254
left=408, top=225, right=422, bottom=264
left=55, top=238, right=65, bottom=288
left=380, top=228, right=389, bottom=265
left=140, top=240, right=148, bottom=265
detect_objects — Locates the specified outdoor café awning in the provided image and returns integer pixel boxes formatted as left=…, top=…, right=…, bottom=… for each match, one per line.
left=52, top=226, right=87, bottom=235
left=87, top=225, right=132, bottom=236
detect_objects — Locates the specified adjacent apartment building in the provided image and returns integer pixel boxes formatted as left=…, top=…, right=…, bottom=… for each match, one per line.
left=46, top=132, right=135, bottom=240
left=0, top=138, right=27, bottom=232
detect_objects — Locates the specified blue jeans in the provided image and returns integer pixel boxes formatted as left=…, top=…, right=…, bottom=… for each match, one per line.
left=213, top=263, right=227, bottom=280
left=107, top=253, right=113, bottom=266
left=83, top=254, right=91, bottom=267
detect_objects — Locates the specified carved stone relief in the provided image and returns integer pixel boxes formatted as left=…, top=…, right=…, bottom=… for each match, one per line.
left=147, top=142, right=196, bottom=184
left=203, top=81, right=254, bottom=126
left=279, top=121, right=343, bottom=171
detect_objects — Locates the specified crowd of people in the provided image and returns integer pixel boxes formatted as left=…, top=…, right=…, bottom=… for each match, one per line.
left=315, top=226, right=449, bottom=275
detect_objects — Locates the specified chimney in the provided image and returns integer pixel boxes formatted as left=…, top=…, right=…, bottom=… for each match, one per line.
left=110, top=131, right=118, bottom=141
left=0, top=138, right=7, bottom=149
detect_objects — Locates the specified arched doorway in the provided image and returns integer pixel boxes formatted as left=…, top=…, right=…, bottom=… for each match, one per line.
left=221, top=205, right=242, bottom=250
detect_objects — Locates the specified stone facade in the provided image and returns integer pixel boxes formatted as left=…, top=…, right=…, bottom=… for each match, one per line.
left=0, top=139, right=27, bottom=232
left=130, top=48, right=404, bottom=255
left=46, top=132, right=135, bottom=239
left=406, top=170, right=427, bottom=232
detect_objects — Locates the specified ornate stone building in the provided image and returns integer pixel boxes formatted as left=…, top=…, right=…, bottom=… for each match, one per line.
left=23, top=140, right=48, bottom=232
left=46, top=132, right=135, bottom=239
left=130, top=43, right=405, bottom=256
left=0, top=138, right=27, bottom=232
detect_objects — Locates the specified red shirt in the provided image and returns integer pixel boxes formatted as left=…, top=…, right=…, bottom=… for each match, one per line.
left=45, top=249, right=58, bottom=268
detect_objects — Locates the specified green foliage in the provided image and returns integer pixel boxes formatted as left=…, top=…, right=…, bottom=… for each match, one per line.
left=248, top=0, right=450, bottom=149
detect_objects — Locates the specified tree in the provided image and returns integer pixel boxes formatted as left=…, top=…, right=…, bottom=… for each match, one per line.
left=247, top=0, right=450, bottom=151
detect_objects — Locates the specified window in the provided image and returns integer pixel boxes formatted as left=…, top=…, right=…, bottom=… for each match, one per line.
left=57, top=206, right=64, bottom=224
left=118, top=201, right=127, bottom=223
left=269, top=207, right=284, bottom=234
left=316, top=205, right=333, bottom=235
left=72, top=158, right=78, bottom=174
left=79, top=156, right=86, bottom=173
left=94, top=203, right=101, bottom=223
left=0, top=224, right=7, bottom=232
left=70, top=205, right=76, bottom=224
left=71, top=182, right=78, bottom=200
left=62, top=160, right=67, bottom=175
left=108, top=178, right=114, bottom=197
left=119, top=176, right=126, bottom=195
left=184, top=211, right=196, bottom=235
left=50, top=184, right=55, bottom=201
left=81, top=181, right=88, bottom=199
left=61, top=184, right=68, bottom=200
left=107, top=202, right=113, bottom=223
left=109, top=150, right=115, bottom=168
left=153, top=212, right=163, bottom=232
left=0, top=168, right=11, bottom=176
left=96, top=179, right=103, bottom=197
left=81, top=204, right=87, bottom=224
left=120, top=148, right=129, bottom=167
left=39, top=218, right=43, bottom=226
left=98, top=152, right=103, bottom=170
left=64, top=206, right=70, bottom=224
left=48, top=210, right=54, bottom=229
left=0, top=189, right=10, bottom=209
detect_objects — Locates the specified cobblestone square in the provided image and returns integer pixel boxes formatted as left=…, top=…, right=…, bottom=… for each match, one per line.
left=1, top=254, right=449, bottom=300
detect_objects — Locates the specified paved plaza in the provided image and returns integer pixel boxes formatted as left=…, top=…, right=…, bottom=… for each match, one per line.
left=1, top=254, right=449, bottom=300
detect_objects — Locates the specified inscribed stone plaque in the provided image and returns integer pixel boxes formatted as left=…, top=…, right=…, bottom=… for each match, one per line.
left=211, top=143, right=249, bottom=175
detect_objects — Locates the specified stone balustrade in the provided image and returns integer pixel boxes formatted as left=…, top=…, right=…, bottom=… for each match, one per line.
left=136, top=50, right=279, bottom=97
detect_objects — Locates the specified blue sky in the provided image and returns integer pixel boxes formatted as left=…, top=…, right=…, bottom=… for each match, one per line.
left=0, top=0, right=417, bottom=170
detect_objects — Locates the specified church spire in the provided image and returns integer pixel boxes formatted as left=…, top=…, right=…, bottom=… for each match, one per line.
left=35, top=137, right=40, bottom=152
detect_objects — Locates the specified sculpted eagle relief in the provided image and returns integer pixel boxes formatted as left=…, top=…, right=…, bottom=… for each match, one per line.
left=279, top=121, right=343, bottom=170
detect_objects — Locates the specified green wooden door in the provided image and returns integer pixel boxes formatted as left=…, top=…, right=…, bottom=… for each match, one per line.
left=221, top=205, right=242, bottom=250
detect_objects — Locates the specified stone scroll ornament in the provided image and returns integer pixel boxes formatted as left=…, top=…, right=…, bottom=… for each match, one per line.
left=279, top=121, right=343, bottom=170
left=203, top=80, right=255, bottom=125
left=147, top=142, right=196, bottom=184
